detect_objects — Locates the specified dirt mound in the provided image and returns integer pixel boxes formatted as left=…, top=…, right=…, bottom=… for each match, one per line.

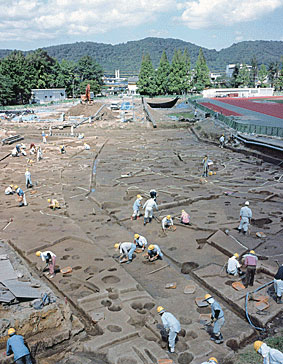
left=66, top=103, right=104, bottom=117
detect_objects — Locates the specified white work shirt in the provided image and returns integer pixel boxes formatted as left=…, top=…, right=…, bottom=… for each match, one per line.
left=5, top=186, right=13, bottom=195
left=143, top=198, right=158, bottom=211
left=136, top=236, right=147, bottom=248
left=162, top=217, right=173, bottom=229
left=227, top=256, right=240, bottom=274
left=25, top=171, right=31, bottom=178
left=40, top=251, right=56, bottom=262
left=119, top=242, right=133, bottom=254
left=240, top=206, right=252, bottom=219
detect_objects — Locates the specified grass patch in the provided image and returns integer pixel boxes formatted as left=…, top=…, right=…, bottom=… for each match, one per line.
left=168, top=112, right=194, bottom=119
left=265, top=99, right=283, bottom=103
left=234, top=335, right=283, bottom=364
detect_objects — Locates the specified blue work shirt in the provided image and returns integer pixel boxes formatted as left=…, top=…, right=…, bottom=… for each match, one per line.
left=6, top=334, right=30, bottom=361
left=152, top=244, right=163, bottom=258
left=133, top=199, right=141, bottom=211
left=161, top=312, right=181, bottom=333
left=211, top=300, right=224, bottom=319
left=16, top=188, right=24, bottom=196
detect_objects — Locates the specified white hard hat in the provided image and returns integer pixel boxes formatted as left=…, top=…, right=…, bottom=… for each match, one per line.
left=245, top=201, right=249, bottom=206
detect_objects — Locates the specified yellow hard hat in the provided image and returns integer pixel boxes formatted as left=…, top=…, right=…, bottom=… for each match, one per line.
left=254, top=341, right=263, bottom=352
left=134, top=234, right=139, bottom=239
left=26, top=168, right=28, bottom=171
left=35, top=251, right=41, bottom=257
left=137, top=194, right=142, bottom=199
left=148, top=244, right=154, bottom=250
left=209, top=358, right=218, bottom=364
left=208, top=171, right=213, bottom=176
left=250, top=250, right=255, bottom=254
left=157, top=306, right=165, bottom=313
left=182, top=210, right=185, bottom=212
left=234, top=253, right=239, bottom=259
left=204, top=293, right=212, bottom=301
left=10, top=184, right=14, bottom=188
left=60, top=145, right=63, bottom=148
left=47, top=199, right=51, bottom=203
left=167, top=215, right=171, bottom=219
left=14, top=185, right=18, bottom=189
left=114, top=243, right=120, bottom=250
left=8, top=328, right=16, bottom=336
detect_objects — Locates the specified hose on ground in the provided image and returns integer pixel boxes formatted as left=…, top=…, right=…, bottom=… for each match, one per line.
left=245, top=280, right=273, bottom=331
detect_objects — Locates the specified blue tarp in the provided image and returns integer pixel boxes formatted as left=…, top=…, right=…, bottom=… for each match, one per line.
left=120, top=102, right=133, bottom=110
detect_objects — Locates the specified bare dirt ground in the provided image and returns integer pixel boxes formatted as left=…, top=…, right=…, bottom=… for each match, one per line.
left=0, top=98, right=282, bottom=364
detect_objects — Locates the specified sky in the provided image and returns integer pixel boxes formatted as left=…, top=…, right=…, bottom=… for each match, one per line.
left=0, top=0, right=283, bottom=51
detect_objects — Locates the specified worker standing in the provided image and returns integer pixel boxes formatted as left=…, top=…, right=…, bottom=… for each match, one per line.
left=219, top=134, right=225, bottom=148
left=203, top=294, right=225, bottom=344
left=15, top=186, right=27, bottom=207
left=114, top=242, right=136, bottom=264
left=70, top=125, right=74, bottom=136
left=202, top=155, right=209, bottom=177
left=143, top=197, right=158, bottom=225
left=162, top=215, right=174, bottom=230
left=201, top=358, right=218, bottom=364
left=242, top=250, right=258, bottom=287
left=134, top=234, right=147, bottom=250
left=157, top=306, right=180, bottom=353
left=227, top=253, right=243, bottom=276
left=42, top=131, right=47, bottom=143
left=132, top=194, right=143, bottom=220
left=254, top=341, right=283, bottom=364
left=6, top=328, right=32, bottom=364
left=37, top=146, right=43, bottom=161
left=36, top=250, right=56, bottom=278
left=25, top=169, right=33, bottom=188
left=147, top=244, right=163, bottom=261
left=273, top=264, right=283, bottom=304
left=49, top=125, right=52, bottom=136
left=238, top=201, right=252, bottom=234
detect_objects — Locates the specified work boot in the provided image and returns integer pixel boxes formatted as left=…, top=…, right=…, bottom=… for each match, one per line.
left=215, top=334, right=223, bottom=344
left=243, top=231, right=247, bottom=235
left=277, top=296, right=282, bottom=304
left=144, top=218, right=147, bottom=226
left=149, top=218, right=152, bottom=223
left=210, top=334, right=217, bottom=341
left=132, top=216, right=137, bottom=220
left=238, top=228, right=241, bottom=233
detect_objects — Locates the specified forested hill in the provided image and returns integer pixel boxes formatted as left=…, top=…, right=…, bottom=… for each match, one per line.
left=0, top=38, right=282, bottom=74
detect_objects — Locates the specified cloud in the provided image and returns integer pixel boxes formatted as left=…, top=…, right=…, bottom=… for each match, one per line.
left=0, top=0, right=174, bottom=41
left=179, top=0, right=283, bottom=29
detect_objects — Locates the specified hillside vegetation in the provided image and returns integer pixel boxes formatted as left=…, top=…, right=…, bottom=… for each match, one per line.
left=1, top=38, right=282, bottom=74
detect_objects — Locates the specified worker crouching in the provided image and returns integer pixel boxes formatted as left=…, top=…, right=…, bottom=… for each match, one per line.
left=254, top=341, right=283, bottom=364
left=36, top=250, right=56, bottom=278
left=114, top=242, right=136, bottom=264
left=157, top=306, right=180, bottom=353
left=15, top=186, right=27, bottom=207
left=227, top=253, right=243, bottom=276
left=201, top=358, right=218, bottom=364
left=203, top=294, right=225, bottom=344
left=6, top=328, right=32, bottom=364
left=147, top=244, right=163, bottom=261
left=47, top=198, right=60, bottom=210
left=162, top=215, right=174, bottom=230
left=134, top=234, right=147, bottom=251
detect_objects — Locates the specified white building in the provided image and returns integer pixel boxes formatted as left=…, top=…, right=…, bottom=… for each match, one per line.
left=202, top=88, right=274, bottom=98
left=226, top=64, right=252, bottom=78
left=31, top=89, right=66, bottom=104
left=127, top=76, right=139, bottom=95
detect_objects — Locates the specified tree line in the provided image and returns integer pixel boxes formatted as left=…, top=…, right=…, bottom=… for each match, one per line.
left=137, top=48, right=211, bottom=96
left=0, top=50, right=103, bottom=106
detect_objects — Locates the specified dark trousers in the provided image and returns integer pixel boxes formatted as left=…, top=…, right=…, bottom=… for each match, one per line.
left=15, top=354, right=32, bottom=364
left=244, top=266, right=256, bottom=287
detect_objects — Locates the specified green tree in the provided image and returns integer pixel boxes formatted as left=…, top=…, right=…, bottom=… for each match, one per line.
left=156, top=51, right=170, bottom=95
left=79, top=79, right=102, bottom=96
left=193, top=48, right=211, bottom=92
left=26, top=49, right=57, bottom=89
left=55, top=59, right=77, bottom=96
left=230, top=64, right=240, bottom=88
left=76, top=55, right=103, bottom=85
left=268, top=62, right=280, bottom=87
left=257, top=64, right=268, bottom=87
left=236, top=63, right=250, bottom=87
left=0, top=73, right=15, bottom=105
left=274, top=58, right=283, bottom=91
left=137, top=54, right=157, bottom=96
left=0, top=51, right=31, bottom=104
left=168, top=49, right=190, bottom=94
left=249, top=56, right=257, bottom=87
